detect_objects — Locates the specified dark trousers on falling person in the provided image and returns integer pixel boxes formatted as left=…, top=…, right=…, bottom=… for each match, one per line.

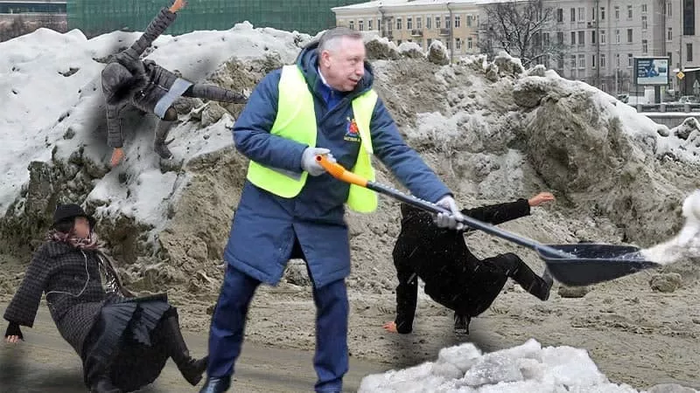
left=207, top=265, right=350, bottom=393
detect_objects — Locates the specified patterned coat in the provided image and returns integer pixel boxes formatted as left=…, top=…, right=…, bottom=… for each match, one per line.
left=101, top=7, right=182, bottom=148
left=3, top=241, right=119, bottom=356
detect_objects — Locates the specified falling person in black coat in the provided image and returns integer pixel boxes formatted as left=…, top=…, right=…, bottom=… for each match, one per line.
left=3, top=204, right=207, bottom=393
left=383, top=192, right=556, bottom=335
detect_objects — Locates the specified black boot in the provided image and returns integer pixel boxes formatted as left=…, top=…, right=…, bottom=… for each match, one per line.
left=154, top=119, right=175, bottom=159
left=453, top=313, right=471, bottom=335
left=199, top=376, right=232, bottom=393
left=90, top=375, right=122, bottom=393
left=160, top=311, right=208, bottom=386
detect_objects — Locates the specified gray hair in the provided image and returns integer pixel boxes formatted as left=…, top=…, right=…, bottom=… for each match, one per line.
left=317, top=27, right=363, bottom=54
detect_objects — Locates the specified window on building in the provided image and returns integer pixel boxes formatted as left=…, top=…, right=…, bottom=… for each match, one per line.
left=571, top=8, right=576, bottom=22
left=578, top=7, right=584, bottom=20
left=456, top=38, right=462, bottom=50
left=368, top=20, right=373, bottom=30
left=642, top=39, right=648, bottom=53
left=570, top=54, right=576, bottom=69
left=668, top=52, right=672, bottom=66
left=436, top=16, right=441, bottom=29
left=601, top=30, right=606, bottom=44
left=467, top=15, right=473, bottom=27
left=579, top=31, right=585, bottom=45
left=642, top=15, right=647, bottom=30
left=628, top=53, right=633, bottom=67
left=571, top=31, right=576, bottom=44
left=407, top=17, right=412, bottom=30
left=642, top=4, right=647, bottom=13
left=601, top=7, right=606, bottom=20
left=396, top=18, right=402, bottom=30
left=616, top=29, right=620, bottom=43
left=378, top=19, right=381, bottom=31
left=687, top=43, right=693, bottom=62
left=592, top=54, right=596, bottom=68
left=446, top=39, right=450, bottom=50
left=416, top=17, right=422, bottom=29
left=616, top=53, right=620, bottom=67
left=558, top=55, right=564, bottom=69
left=668, top=27, right=672, bottom=40
left=627, top=5, right=632, bottom=19
left=591, top=7, right=596, bottom=20
left=557, top=31, right=564, bottom=44
left=349, top=21, right=354, bottom=30
left=455, top=15, right=461, bottom=27
left=684, top=0, right=695, bottom=36
left=556, top=8, right=563, bottom=23
left=591, top=30, right=596, bottom=44
left=615, top=6, right=620, bottom=20
left=627, top=28, right=633, bottom=43
left=467, top=37, right=473, bottom=49
left=426, top=17, right=431, bottom=29
left=359, top=20, right=364, bottom=31
left=579, top=54, right=585, bottom=68
left=667, top=1, right=672, bottom=17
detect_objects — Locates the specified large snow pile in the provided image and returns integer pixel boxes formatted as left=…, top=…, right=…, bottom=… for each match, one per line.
left=2, top=20, right=700, bottom=392
left=359, top=339, right=697, bottom=393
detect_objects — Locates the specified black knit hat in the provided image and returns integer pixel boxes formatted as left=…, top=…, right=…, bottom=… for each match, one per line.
left=52, top=204, right=96, bottom=229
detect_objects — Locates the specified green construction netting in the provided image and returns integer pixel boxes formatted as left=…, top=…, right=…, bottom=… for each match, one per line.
left=67, top=0, right=364, bottom=36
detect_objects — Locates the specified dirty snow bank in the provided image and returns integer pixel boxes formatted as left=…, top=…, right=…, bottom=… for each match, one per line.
left=359, top=339, right=697, bottom=393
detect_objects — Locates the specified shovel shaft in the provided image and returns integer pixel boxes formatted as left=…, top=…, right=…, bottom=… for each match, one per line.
left=315, top=155, right=571, bottom=258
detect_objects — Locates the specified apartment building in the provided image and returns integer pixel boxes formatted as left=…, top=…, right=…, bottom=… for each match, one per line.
left=543, top=1, right=665, bottom=95
left=335, top=0, right=700, bottom=96
left=332, top=0, right=481, bottom=61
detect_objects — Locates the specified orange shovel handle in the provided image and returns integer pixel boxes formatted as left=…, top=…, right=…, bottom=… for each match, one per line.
left=315, top=155, right=368, bottom=187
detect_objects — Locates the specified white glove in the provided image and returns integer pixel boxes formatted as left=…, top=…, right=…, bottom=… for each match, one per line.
left=435, top=195, right=465, bottom=230
left=301, top=147, right=336, bottom=176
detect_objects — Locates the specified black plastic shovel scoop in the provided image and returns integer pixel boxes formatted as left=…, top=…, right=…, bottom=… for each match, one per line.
left=316, top=156, right=662, bottom=287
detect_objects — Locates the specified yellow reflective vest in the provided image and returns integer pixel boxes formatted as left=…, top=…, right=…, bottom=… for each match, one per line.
left=246, top=65, right=379, bottom=213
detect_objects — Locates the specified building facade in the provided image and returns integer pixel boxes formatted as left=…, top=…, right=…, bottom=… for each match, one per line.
left=334, top=0, right=700, bottom=97
left=333, top=0, right=481, bottom=61
left=0, top=1, right=67, bottom=41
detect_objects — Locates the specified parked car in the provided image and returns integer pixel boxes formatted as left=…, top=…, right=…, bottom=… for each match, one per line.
left=679, top=95, right=699, bottom=104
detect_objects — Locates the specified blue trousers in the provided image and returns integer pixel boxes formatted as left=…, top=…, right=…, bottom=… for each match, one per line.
left=206, top=265, right=349, bottom=393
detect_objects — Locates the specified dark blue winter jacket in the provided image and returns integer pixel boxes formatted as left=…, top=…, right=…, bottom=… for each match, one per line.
left=224, top=41, right=451, bottom=288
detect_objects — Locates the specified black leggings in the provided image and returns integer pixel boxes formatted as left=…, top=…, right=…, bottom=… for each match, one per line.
left=162, top=84, right=246, bottom=121
left=487, top=252, right=549, bottom=299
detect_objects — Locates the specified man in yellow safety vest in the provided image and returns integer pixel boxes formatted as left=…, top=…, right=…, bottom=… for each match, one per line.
left=200, top=27, right=464, bottom=393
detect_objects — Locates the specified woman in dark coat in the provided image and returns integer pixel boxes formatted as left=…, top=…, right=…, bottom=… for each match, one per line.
left=383, top=193, right=556, bottom=336
left=101, top=0, right=247, bottom=166
left=3, top=204, right=207, bottom=393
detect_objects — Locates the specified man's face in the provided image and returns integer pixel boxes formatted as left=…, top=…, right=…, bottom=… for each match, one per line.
left=320, top=37, right=366, bottom=92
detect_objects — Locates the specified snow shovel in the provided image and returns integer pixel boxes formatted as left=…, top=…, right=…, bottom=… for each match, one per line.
left=315, top=155, right=661, bottom=286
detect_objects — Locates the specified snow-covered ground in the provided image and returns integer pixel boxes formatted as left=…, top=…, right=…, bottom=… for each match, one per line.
left=0, top=23, right=308, bottom=228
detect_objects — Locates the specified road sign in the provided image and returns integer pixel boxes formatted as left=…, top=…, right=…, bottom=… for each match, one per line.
left=677, top=71, right=685, bottom=79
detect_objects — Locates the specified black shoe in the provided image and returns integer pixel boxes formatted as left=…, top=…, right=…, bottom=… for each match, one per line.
left=154, top=139, right=174, bottom=160
left=198, top=376, right=232, bottom=393
left=178, top=355, right=208, bottom=386
left=540, top=268, right=554, bottom=301
left=454, top=314, right=470, bottom=335
left=90, top=376, right=122, bottom=393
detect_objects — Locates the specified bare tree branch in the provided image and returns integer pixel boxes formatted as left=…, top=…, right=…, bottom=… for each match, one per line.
left=478, top=0, right=568, bottom=68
